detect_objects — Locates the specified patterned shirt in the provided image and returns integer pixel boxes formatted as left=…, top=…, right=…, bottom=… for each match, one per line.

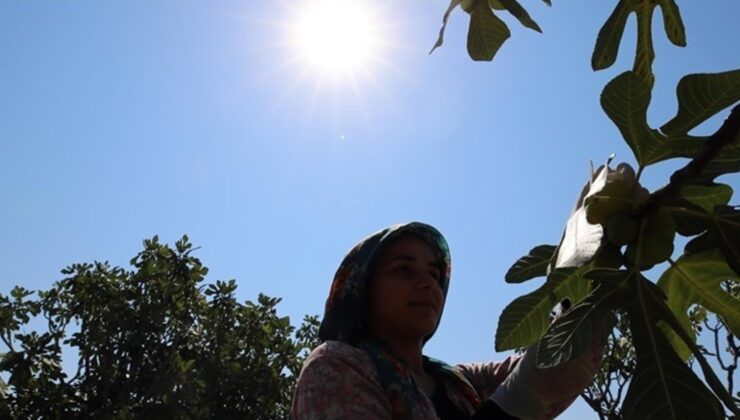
left=291, top=341, right=520, bottom=419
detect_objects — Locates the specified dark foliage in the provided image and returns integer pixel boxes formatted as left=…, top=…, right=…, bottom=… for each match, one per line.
left=0, top=236, right=320, bottom=419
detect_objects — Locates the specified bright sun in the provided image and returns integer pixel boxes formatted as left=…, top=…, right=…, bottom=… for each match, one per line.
left=293, top=0, right=382, bottom=77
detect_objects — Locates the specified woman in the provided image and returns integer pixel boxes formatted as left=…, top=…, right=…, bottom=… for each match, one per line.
left=291, top=222, right=604, bottom=419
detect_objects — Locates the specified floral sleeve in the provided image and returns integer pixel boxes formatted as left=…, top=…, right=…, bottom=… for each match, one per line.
left=455, top=355, right=521, bottom=401
left=291, top=342, right=393, bottom=420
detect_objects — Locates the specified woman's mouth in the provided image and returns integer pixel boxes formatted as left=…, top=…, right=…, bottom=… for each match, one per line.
left=408, top=301, right=437, bottom=312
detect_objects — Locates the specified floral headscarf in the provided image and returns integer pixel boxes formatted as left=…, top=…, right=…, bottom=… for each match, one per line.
left=319, top=221, right=451, bottom=343
left=318, top=222, right=482, bottom=419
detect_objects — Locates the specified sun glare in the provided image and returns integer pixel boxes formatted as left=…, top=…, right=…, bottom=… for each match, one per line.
left=293, top=0, right=381, bottom=77
left=270, top=0, right=404, bottom=123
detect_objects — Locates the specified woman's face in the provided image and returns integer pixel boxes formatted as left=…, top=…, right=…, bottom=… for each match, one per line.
left=368, top=235, right=445, bottom=343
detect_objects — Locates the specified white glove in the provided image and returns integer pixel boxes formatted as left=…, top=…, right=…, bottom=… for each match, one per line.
left=490, top=331, right=606, bottom=419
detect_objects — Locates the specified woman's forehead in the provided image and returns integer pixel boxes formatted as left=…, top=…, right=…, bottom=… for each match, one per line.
left=377, top=235, right=440, bottom=265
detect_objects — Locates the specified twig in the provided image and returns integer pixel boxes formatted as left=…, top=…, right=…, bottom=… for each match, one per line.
left=709, top=318, right=727, bottom=370
left=1, top=331, right=15, bottom=353
left=723, top=319, right=737, bottom=395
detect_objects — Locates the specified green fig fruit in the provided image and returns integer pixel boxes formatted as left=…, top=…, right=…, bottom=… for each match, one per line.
left=649, top=207, right=677, bottom=241
left=606, top=213, right=638, bottom=246
left=624, top=208, right=676, bottom=269
left=584, top=162, right=649, bottom=226
left=594, top=243, right=625, bottom=269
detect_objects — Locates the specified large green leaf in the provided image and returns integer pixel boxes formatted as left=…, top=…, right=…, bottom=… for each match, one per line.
left=622, top=275, right=724, bottom=419
left=657, top=0, right=686, bottom=47
left=495, top=266, right=591, bottom=351
left=505, top=245, right=556, bottom=283
left=467, top=0, right=511, bottom=61
left=593, top=0, right=676, bottom=85
left=661, top=70, right=740, bottom=136
left=552, top=164, right=607, bottom=270
left=684, top=229, right=715, bottom=255
left=489, top=0, right=549, bottom=9
left=632, top=0, right=656, bottom=86
left=553, top=203, right=604, bottom=268
left=489, top=0, right=505, bottom=10
left=430, top=0, right=463, bottom=54
left=592, top=0, right=631, bottom=71
left=601, top=71, right=705, bottom=166
left=701, top=162, right=740, bottom=184
left=685, top=205, right=740, bottom=274
left=668, top=199, right=711, bottom=237
left=536, top=273, right=623, bottom=368
left=633, top=276, right=738, bottom=416
left=701, top=120, right=740, bottom=181
left=680, top=183, right=733, bottom=214
left=712, top=205, right=740, bottom=275
left=495, top=0, right=542, bottom=33
left=431, top=0, right=550, bottom=60
left=657, top=249, right=740, bottom=360
left=668, top=184, right=732, bottom=236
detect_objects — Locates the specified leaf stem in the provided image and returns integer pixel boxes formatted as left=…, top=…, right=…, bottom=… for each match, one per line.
left=635, top=165, right=644, bottom=184
left=632, top=218, right=650, bottom=271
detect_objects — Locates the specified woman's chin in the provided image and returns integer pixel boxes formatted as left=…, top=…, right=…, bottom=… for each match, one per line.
left=407, top=317, right=439, bottom=337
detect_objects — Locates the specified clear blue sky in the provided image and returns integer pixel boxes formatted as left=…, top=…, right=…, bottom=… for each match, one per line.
left=1, top=1, right=738, bottom=418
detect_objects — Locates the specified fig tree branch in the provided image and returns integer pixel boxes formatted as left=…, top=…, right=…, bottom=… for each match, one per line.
left=643, top=104, right=740, bottom=216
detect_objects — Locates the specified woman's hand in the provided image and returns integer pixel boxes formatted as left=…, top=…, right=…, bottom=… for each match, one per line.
left=489, top=317, right=608, bottom=419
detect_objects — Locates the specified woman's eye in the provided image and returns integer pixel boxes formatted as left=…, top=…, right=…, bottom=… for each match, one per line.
left=394, top=265, right=411, bottom=274
left=390, top=265, right=439, bottom=281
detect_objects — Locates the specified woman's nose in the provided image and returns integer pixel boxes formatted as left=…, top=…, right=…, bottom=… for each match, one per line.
left=416, top=271, right=439, bottom=289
